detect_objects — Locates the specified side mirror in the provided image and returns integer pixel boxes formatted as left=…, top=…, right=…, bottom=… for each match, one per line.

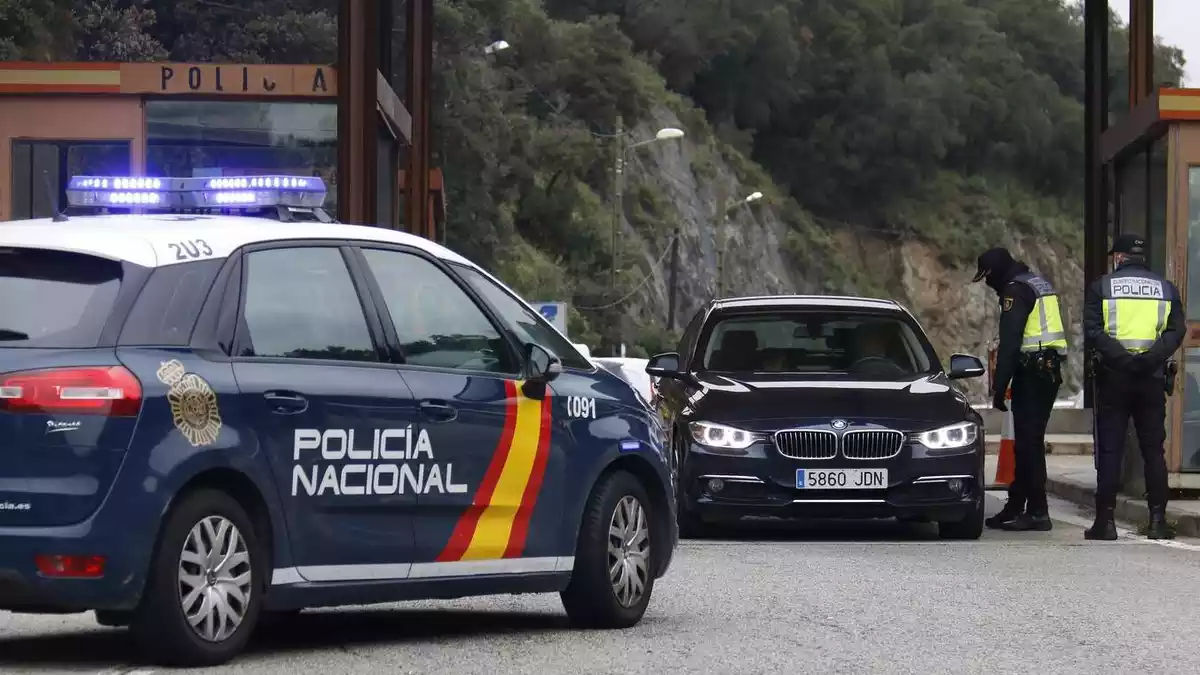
left=947, top=353, right=985, bottom=379
left=526, top=343, right=562, bottom=382
left=646, top=351, right=683, bottom=379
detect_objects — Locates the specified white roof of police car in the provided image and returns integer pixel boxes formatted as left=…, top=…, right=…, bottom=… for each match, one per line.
left=0, top=213, right=474, bottom=269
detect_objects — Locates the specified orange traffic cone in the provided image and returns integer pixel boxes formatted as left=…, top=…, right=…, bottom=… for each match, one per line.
left=989, top=386, right=1015, bottom=489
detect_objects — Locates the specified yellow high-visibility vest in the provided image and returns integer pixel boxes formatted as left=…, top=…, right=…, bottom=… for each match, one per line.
left=1012, top=273, right=1068, bottom=352
left=1100, top=273, right=1170, bottom=353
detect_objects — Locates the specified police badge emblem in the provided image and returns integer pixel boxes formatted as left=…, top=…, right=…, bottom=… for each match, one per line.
left=1003, top=297, right=1013, bottom=312
left=156, top=360, right=223, bottom=447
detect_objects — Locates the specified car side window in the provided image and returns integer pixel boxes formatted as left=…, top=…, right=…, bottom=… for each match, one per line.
left=239, top=247, right=379, bottom=362
left=454, top=265, right=592, bottom=371
left=359, top=248, right=516, bottom=374
left=678, top=310, right=704, bottom=368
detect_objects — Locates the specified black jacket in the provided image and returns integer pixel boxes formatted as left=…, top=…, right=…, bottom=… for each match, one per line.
left=991, top=262, right=1037, bottom=399
left=1083, top=261, right=1184, bottom=377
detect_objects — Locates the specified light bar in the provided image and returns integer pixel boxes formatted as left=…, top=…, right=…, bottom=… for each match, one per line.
left=65, top=174, right=328, bottom=211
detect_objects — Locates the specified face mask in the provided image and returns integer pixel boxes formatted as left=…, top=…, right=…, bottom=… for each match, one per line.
left=985, top=271, right=1006, bottom=294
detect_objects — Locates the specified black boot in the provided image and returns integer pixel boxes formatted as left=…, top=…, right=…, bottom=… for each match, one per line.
left=1145, top=505, right=1175, bottom=540
left=1084, top=506, right=1117, bottom=541
left=985, top=500, right=1023, bottom=529
left=1000, top=512, right=1052, bottom=532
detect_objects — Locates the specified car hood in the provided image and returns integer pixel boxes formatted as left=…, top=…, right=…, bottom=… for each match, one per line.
left=687, top=372, right=974, bottom=430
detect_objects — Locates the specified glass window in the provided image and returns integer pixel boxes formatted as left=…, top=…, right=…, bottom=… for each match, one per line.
left=360, top=249, right=515, bottom=373
left=11, top=141, right=131, bottom=220
left=145, top=101, right=337, bottom=215
left=119, top=260, right=223, bottom=346
left=240, top=247, right=377, bottom=362
left=456, top=265, right=592, bottom=370
left=1187, top=168, right=1200, bottom=321
left=678, top=309, right=705, bottom=367
left=377, top=121, right=397, bottom=227
left=1147, top=134, right=1168, bottom=275
left=1117, top=149, right=1147, bottom=241
left=1180, top=348, right=1200, bottom=471
left=699, top=311, right=935, bottom=379
left=0, top=248, right=124, bottom=348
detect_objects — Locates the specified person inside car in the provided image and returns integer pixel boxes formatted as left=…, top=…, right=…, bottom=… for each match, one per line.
left=848, top=322, right=907, bottom=377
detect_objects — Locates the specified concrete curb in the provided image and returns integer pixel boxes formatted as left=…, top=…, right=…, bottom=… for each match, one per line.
left=1044, top=475, right=1200, bottom=538
left=984, top=441, right=1091, bottom=456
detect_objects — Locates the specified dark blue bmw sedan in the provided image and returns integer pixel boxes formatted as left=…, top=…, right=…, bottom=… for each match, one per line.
left=648, top=295, right=987, bottom=540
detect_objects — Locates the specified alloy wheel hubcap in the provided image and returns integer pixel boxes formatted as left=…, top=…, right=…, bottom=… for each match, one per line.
left=178, top=515, right=253, bottom=643
left=608, top=495, right=650, bottom=607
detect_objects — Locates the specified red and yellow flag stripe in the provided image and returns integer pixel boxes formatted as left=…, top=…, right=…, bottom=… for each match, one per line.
left=438, top=380, right=552, bottom=561
left=0, top=62, right=121, bottom=94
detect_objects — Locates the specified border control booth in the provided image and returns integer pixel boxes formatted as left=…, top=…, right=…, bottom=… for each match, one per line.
left=1087, top=0, right=1200, bottom=492
left=0, top=0, right=445, bottom=236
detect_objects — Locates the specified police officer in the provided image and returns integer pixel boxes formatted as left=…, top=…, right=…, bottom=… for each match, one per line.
left=1082, top=234, right=1183, bottom=541
left=973, top=247, right=1067, bottom=531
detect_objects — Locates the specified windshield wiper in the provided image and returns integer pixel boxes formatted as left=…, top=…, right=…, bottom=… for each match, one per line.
left=0, top=329, right=30, bottom=341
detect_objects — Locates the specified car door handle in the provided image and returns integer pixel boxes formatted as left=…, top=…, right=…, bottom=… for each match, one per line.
left=264, top=391, right=308, bottom=415
left=420, top=400, right=458, bottom=423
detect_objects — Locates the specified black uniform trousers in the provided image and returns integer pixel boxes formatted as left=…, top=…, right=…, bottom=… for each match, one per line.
left=1094, top=370, right=1170, bottom=509
left=1008, top=365, right=1059, bottom=515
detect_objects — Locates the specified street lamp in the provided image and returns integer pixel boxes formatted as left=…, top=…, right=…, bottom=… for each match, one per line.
left=715, top=189, right=765, bottom=298
left=484, top=40, right=510, bottom=55
left=609, top=118, right=686, bottom=354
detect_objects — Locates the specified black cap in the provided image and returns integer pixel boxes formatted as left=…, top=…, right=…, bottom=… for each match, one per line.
left=972, top=247, right=1014, bottom=282
left=1109, top=233, right=1146, bottom=256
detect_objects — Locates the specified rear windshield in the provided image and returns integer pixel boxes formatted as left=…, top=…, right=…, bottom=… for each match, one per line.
left=0, top=248, right=123, bottom=348
left=700, top=311, right=935, bottom=378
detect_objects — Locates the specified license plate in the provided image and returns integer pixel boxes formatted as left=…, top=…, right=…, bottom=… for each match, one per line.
left=796, top=468, right=888, bottom=490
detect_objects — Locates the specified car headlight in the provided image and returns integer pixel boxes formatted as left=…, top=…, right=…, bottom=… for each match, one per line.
left=916, top=421, right=979, bottom=450
left=689, top=421, right=758, bottom=450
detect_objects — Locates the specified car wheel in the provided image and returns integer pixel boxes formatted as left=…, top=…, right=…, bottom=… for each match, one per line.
left=561, top=470, right=655, bottom=629
left=938, top=495, right=985, bottom=540
left=130, top=489, right=265, bottom=667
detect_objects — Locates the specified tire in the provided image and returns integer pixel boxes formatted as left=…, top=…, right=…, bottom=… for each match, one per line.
left=938, top=495, right=985, bottom=540
left=561, top=470, right=655, bottom=629
left=130, top=489, right=266, bottom=667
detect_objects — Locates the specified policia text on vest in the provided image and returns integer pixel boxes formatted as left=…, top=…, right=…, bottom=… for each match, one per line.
left=1082, top=233, right=1184, bottom=541
left=974, top=247, right=1067, bottom=532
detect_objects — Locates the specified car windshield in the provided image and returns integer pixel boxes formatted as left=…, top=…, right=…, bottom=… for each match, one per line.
left=700, top=311, right=934, bottom=378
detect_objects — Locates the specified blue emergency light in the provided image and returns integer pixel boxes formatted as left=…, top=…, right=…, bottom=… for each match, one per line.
left=65, top=174, right=328, bottom=212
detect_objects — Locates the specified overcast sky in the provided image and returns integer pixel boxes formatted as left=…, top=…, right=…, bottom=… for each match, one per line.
left=1110, top=0, right=1198, bottom=86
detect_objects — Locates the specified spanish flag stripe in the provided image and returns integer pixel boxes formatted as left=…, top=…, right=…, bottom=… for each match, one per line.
left=435, top=379, right=519, bottom=562
left=458, top=391, right=544, bottom=560
left=503, top=392, right=554, bottom=558
left=0, top=62, right=121, bottom=71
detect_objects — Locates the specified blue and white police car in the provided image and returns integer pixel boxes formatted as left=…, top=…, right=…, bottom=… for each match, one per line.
left=0, top=175, right=676, bottom=666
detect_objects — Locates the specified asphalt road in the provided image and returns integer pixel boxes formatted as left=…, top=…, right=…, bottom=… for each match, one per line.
left=3, top=493, right=1200, bottom=675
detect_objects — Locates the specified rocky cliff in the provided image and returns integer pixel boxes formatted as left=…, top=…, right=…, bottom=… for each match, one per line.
left=616, top=107, right=1084, bottom=402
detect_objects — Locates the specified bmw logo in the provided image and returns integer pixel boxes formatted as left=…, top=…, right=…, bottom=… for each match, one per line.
left=830, top=419, right=848, bottom=430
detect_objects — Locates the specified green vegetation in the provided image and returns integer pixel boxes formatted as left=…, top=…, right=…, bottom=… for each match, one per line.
left=0, top=0, right=1186, bottom=357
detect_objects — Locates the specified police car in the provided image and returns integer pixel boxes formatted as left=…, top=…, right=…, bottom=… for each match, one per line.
left=0, top=175, right=676, bottom=666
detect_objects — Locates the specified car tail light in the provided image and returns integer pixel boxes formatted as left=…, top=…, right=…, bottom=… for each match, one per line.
left=0, top=367, right=142, bottom=416
left=35, top=554, right=105, bottom=578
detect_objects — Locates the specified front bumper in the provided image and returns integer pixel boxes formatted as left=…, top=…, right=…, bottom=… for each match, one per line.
left=683, top=439, right=983, bottom=523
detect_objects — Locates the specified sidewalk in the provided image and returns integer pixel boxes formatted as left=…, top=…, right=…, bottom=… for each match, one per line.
left=985, top=433, right=1092, bottom=455
left=985, top=454, right=1200, bottom=537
